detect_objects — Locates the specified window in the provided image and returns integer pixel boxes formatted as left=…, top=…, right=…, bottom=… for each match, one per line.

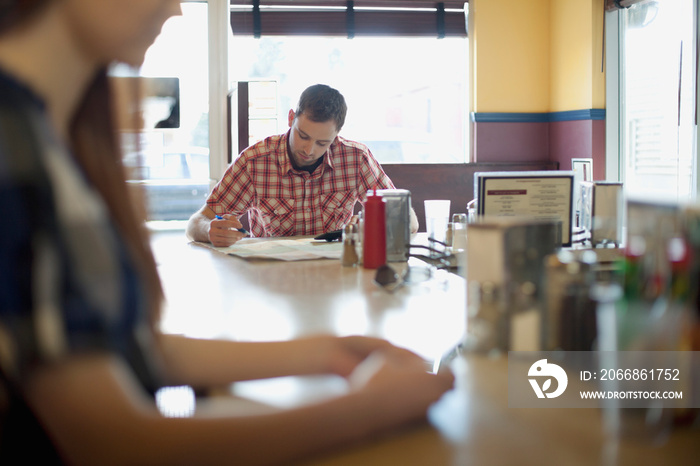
left=117, top=1, right=469, bottom=222
left=114, top=2, right=211, bottom=222
left=228, top=1, right=469, bottom=164
left=617, top=0, right=696, bottom=201
left=230, top=35, right=468, bottom=163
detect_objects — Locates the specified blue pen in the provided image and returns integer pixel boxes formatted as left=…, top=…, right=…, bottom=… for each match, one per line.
left=215, top=215, right=249, bottom=235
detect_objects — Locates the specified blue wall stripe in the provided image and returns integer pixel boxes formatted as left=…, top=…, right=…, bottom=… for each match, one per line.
left=471, top=109, right=605, bottom=123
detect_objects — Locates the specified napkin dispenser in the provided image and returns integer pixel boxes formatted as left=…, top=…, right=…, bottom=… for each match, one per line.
left=579, top=181, right=623, bottom=246
left=377, top=189, right=411, bottom=262
left=465, top=217, right=560, bottom=352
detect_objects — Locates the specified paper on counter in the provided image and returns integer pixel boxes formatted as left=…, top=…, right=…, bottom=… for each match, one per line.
left=195, top=237, right=342, bottom=261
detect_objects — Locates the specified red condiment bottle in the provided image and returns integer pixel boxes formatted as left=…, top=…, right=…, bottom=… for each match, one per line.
left=363, top=189, right=386, bottom=269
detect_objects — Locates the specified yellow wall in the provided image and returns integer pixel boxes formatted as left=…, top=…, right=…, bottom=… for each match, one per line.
left=591, top=0, right=605, bottom=109
left=470, top=0, right=551, bottom=113
left=471, top=0, right=605, bottom=113
left=550, top=0, right=605, bottom=111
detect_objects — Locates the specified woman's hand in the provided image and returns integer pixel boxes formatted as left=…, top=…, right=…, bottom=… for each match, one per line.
left=316, top=335, right=455, bottom=418
left=348, top=349, right=455, bottom=425
left=318, top=335, right=417, bottom=377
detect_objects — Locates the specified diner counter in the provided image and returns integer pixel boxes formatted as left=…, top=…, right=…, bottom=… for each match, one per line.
left=153, top=230, right=466, bottom=362
left=150, top=229, right=698, bottom=465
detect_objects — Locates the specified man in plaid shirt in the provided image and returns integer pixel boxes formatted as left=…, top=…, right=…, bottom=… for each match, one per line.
left=187, top=84, right=418, bottom=247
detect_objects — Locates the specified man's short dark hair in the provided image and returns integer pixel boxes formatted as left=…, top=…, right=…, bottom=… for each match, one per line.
left=295, top=84, right=347, bottom=132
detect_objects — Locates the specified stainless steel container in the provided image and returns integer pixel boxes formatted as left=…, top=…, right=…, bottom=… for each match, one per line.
left=466, top=217, right=561, bottom=352
left=580, top=181, right=623, bottom=246
left=377, top=189, right=411, bottom=262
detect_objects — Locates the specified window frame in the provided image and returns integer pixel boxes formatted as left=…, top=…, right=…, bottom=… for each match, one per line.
left=225, top=1, right=470, bottom=168
left=605, top=1, right=700, bottom=201
left=156, top=1, right=470, bottom=221
left=207, top=0, right=232, bottom=185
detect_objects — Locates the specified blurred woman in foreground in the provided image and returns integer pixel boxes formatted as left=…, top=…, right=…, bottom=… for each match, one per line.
left=0, top=1, right=453, bottom=464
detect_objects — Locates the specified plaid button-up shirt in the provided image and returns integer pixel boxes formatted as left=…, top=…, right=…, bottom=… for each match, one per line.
left=207, top=131, right=395, bottom=237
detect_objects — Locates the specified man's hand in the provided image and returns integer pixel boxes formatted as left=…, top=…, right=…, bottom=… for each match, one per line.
left=186, top=206, right=247, bottom=247
left=207, top=214, right=247, bottom=247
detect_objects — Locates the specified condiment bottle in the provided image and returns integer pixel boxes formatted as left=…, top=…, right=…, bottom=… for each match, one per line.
left=341, top=224, right=359, bottom=267
left=362, top=189, right=386, bottom=269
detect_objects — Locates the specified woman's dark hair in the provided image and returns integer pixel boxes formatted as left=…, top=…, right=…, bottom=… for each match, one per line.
left=1, top=1, right=163, bottom=321
left=295, top=84, right=347, bottom=132
left=72, top=71, right=163, bottom=322
left=0, top=0, right=49, bottom=34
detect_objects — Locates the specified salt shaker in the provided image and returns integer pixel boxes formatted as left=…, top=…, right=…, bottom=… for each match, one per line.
left=341, top=224, right=359, bottom=267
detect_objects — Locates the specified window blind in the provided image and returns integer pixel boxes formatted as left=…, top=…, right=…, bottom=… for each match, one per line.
left=229, top=1, right=468, bottom=38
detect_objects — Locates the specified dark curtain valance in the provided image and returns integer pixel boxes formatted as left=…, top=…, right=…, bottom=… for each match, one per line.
left=230, top=1, right=468, bottom=8
left=230, top=1, right=468, bottom=38
left=604, top=0, right=651, bottom=12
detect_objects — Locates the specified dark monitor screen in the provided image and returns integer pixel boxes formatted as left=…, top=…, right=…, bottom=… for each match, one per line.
left=112, top=76, right=180, bottom=129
